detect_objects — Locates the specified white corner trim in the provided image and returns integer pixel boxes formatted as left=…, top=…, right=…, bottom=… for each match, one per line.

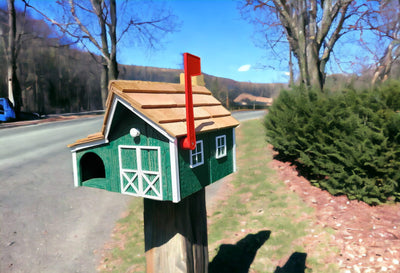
left=170, top=139, right=181, bottom=203
left=233, top=128, right=237, bottom=172
left=72, top=152, right=79, bottom=187
left=104, top=95, right=119, bottom=141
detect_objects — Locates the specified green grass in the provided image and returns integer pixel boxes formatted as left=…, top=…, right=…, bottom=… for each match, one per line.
left=98, top=198, right=146, bottom=272
left=208, top=120, right=339, bottom=272
left=99, top=119, right=339, bottom=272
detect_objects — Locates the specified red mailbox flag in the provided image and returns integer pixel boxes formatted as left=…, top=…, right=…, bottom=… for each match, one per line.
left=181, top=53, right=201, bottom=150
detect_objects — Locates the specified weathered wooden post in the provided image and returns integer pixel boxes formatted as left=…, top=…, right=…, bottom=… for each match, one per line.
left=145, top=53, right=208, bottom=272
left=68, top=53, right=239, bottom=272
left=144, top=189, right=208, bottom=273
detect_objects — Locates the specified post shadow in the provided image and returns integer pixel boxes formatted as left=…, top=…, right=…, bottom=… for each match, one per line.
left=274, top=252, right=307, bottom=273
left=209, top=230, right=271, bottom=273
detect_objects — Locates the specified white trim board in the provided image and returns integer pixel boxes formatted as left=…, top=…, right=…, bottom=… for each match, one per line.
left=72, top=152, right=79, bottom=187
left=232, top=128, right=237, bottom=173
left=69, top=139, right=108, bottom=153
left=169, top=139, right=181, bottom=203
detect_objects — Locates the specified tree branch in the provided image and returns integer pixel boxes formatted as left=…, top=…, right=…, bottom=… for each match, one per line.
left=69, top=0, right=103, bottom=53
left=22, top=0, right=79, bottom=40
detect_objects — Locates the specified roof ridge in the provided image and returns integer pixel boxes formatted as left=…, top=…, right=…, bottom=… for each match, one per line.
left=120, top=89, right=210, bottom=95
left=109, top=80, right=211, bottom=95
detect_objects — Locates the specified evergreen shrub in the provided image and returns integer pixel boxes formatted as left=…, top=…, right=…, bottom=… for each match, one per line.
left=265, top=82, right=400, bottom=205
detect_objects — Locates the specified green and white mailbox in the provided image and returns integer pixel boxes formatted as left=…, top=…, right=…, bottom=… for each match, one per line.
left=68, top=73, right=239, bottom=203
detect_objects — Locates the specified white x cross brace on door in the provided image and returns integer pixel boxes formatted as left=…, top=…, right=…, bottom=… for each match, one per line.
left=118, top=145, right=162, bottom=200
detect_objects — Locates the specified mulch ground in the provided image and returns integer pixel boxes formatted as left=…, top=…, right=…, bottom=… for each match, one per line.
left=269, top=148, right=400, bottom=273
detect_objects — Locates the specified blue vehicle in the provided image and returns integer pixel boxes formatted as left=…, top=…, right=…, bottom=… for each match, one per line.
left=0, top=98, right=16, bottom=122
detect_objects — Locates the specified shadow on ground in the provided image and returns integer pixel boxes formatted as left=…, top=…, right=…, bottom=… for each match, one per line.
left=274, top=252, right=307, bottom=273
left=209, top=230, right=271, bottom=273
left=209, top=230, right=308, bottom=273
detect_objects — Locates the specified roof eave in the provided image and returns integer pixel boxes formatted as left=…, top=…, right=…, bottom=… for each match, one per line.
left=68, top=138, right=109, bottom=152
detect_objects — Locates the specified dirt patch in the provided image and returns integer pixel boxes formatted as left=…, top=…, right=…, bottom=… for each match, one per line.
left=269, top=149, right=400, bottom=273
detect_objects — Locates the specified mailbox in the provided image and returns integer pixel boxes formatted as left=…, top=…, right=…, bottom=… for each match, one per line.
left=68, top=54, right=239, bottom=202
left=0, top=98, right=16, bottom=122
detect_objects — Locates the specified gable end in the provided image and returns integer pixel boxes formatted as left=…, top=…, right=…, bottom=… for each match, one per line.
left=105, top=96, right=175, bottom=143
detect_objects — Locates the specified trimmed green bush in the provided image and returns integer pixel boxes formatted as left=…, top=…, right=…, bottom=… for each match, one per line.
left=265, top=82, right=400, bottom=205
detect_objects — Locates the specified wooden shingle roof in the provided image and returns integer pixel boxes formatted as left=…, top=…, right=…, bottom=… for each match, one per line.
left=68, top=80, right=239, bottom=148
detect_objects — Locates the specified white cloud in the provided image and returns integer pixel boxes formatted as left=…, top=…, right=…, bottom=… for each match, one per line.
left=283, top=71, right=290, bottom=76
left=238, top=64, right=251, bottom=72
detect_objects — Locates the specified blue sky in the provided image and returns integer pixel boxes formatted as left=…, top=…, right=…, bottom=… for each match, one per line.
left=21, top=0, right=290, bottom=84
left=19, top=0, right=380, bottom=84
left=116, top=0, right=290, bottom=83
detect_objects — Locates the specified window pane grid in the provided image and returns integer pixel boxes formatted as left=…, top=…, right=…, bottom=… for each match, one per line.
left=216, top=135, right=227, bottom=159
left=190, top=140, right=204, bottom=168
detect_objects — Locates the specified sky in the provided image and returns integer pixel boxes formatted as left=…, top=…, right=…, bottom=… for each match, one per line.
left=116, top=0, right=290, bottom=84
left=17, top=0, right=381, bottom=84
left=19, top=0, right=290, bottom=84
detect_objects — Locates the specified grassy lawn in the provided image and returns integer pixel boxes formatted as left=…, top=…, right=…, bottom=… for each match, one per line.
left=98, top=119, right=339, bottom=272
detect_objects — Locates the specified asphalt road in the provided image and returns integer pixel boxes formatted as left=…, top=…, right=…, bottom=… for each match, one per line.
left=0, top=110, right=265, bottom=273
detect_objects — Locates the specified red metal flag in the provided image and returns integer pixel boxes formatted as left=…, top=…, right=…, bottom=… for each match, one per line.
left=181, top=53, right=201, bottom=150
left=185, top=53, right=201, bottom=77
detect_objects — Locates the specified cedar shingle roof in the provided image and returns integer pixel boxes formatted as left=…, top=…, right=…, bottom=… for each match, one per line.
left=68, top=80, right=239, bottom=148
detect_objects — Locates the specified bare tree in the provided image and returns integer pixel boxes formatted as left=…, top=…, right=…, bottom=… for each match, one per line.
left=24, top=0, right=178, bottom=108
left=367, top=0, right=400, bottom=85
left=242, top=0, right=372, bottom=90
left=4, top=0, right=22, bottom=116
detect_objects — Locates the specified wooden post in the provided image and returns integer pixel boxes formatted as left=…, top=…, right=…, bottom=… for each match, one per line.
left=144, top=188, right=208, bottom=273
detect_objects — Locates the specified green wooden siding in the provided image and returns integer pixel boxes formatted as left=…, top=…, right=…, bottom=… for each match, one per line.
left=75, top=101, right=173, bottom=201
left=178, top=128, right=235, bottom=200
left=74, top=100, right=236, bottom=201
left=210, top=129, right=235, bottom=182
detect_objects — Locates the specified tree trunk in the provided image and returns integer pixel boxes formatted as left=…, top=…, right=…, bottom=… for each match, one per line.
left=307, top=43, right=323, bottom=91
left=92, top=0, right=111, bottom=109
left=7, top=0, right=22, bottom=117
left=296, top=49, right=309, bottom=87
left=144, top=189, right=209, bottom=273
left=266, top=0, right=353, bottom=91
left=108, top=0, right=118, bottom=81
left=289, top=49, right=294, bottom=87
left=372, top=41, right=398, bottom=85
left=100, top=60, right=108, bottom=109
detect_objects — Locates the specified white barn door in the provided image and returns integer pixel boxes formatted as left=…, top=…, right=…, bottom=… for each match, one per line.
left=118, top=145, right=162, bottom=200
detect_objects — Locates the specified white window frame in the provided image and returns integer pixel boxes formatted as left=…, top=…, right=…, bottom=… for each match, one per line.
left=215, top=135, right=227, bottom=159
left=190, top=140, right=204, bottom=168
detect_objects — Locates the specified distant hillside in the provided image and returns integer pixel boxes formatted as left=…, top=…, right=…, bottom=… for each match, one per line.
left=120, top=64, right=286, bottom=108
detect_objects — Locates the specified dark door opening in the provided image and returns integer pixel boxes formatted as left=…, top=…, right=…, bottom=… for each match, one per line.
left=80, top=152, right=106, bottom=182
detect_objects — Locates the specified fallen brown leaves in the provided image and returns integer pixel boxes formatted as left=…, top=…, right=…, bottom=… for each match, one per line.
left=270, top=150, right=400, bottom=273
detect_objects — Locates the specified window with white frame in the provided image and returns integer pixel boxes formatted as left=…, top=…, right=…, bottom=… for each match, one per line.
left=216, top=135, right=227, bottom=159
left=190, top=140, right=204, bottom=168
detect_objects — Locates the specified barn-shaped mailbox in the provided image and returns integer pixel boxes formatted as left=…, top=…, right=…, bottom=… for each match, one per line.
left=68, top=77, right=239, bottom=203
